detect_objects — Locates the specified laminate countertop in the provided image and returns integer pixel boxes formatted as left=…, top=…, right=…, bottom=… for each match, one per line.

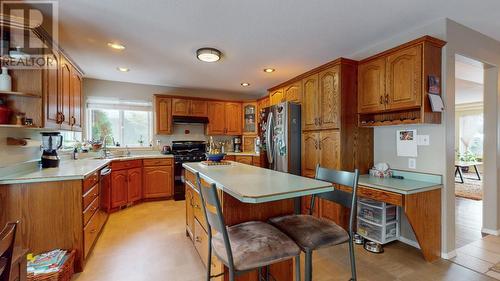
left=0, top=154, right=173, bottom=185
left=358, top=170, right=443, bottom=195
left=183, top=161, right=332, bottom=203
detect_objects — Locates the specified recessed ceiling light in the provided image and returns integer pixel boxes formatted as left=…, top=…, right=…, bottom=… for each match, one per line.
left=197, top=48, right=221, bottom=62
left=117, top=67, right=130, bottom=72
left=263, top=68, right=276, bottom=73
left=241, top=82, right=250, bottom=87
left=107, top=42, right=126, bottom=50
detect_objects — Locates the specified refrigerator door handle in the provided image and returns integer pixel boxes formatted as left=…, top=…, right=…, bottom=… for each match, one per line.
left=266, top=112, right=274, bottom=164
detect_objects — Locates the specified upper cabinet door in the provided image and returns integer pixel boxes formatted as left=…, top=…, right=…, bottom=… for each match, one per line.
left=319, top=130, right=340, bottom=170
left=386, top=45, right=422, bottom=110
left=70, top=71, right=82, bottom=130
left=190, top=100, right=208, bottom=117
left=358, top=58, right=386, bottom=113
left=207, top=101, right=226, bottom=135
left=155, top=97, right=172, bottom=135
left=242, top=102, right=257, bottom=135
left=284, top=82, right=302, bottom=103
left=269, top=88, right=284, bottom=106
left=43, top=52, right=59, bottom=128
left=59, top=58, right=72, bottom=130
left=302, top=74, right=319, bottom=131
left=225, top=102, right=242, bottom=135
left=318, top=66, right=340, bottom=129
left=172, top=98, right=190, bottom=116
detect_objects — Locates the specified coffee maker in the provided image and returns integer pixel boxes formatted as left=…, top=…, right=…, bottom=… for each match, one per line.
left=233, top=137, right=242, bottom=153
left=41, top=132, right=63, bottom=168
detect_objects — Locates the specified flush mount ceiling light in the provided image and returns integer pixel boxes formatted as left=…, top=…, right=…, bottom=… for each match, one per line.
left=117, top=67, right=130, bottom=72
left=196, top=48, right=221, bottom=62
left=107, top=42, right=126, bottom=50
left=240, top=82, right=250, bottom=87
left=263, top=68, right=276, bottom=73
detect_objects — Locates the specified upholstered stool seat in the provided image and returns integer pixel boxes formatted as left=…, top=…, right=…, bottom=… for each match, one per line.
left=212, top=221, right=301, bottom=271
left=269, top=214, right=349, bottom=251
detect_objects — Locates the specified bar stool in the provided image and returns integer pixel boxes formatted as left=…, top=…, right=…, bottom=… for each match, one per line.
left=0, top=221, right=18, bottom=281
left=195, top=173, right=301, bottom=281
left=269, top=165, right=359, bottom=281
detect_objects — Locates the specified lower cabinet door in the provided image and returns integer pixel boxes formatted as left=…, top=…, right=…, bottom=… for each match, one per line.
left=194, top=219, right=223, bottom=280
left=185, top=185, right=195, bottom=240
left=111, top=170, right=128, bottom=208
left=143, top=166, right=173, bottom=198
left=127, top=167, right=143, bottom=202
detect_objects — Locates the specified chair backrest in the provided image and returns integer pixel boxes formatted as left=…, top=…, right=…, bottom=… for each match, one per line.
left=311, top=165, right=360, bottom=234
left=0, top=222, right=18, bottom=281
left=195, top=173, right=235, bottom=271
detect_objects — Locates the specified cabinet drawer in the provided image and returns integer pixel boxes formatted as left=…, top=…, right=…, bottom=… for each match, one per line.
left=83, top=171, right=99, bottom=194
left=84, top=210, right=105, bottom=258
left=185, top=169, right=197, bottom=186
left=194, top=219, right=223, bottom=278
left=235, top=156, right=252, bottom=165
left=111, top=160, right=142, bottom=171
left=143, top=158, right=173, bottom=167
left=83, top=196, right=99, bottom=226
left=83, top=183, right=99, bottom=210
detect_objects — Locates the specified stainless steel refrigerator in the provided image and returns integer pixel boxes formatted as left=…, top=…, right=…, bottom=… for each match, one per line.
left=259, top=102, right=301, bottom=175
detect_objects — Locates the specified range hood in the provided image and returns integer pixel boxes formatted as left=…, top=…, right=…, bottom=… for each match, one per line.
left=173, top=116, right=209, bottom=124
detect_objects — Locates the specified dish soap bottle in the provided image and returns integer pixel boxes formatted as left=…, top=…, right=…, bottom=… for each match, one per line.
left=0, top=67, right=12, bottom=91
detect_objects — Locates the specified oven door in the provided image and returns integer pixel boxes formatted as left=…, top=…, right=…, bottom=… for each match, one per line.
left=173, top=162, right=186, bottom=201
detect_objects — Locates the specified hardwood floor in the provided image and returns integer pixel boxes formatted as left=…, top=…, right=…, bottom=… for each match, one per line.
left=73, top=201, right=495, bottom=281
left=455, top=197, right=485, bottom=249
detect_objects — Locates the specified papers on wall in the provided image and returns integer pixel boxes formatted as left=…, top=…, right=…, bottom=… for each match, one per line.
left=428, top=94, right=445, bottom=112
left=396, top=129, right=418, bottom=157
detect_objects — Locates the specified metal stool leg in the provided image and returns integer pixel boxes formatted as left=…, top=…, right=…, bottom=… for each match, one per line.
left=266, top=265, right=270, bottom=281
left=348, top=238, right=357, bottom=281
left=295, top=255, right=301, bottom=281
left=305, top=249, right=313, bottom=281
left=206, top=243, right=212, bottom=281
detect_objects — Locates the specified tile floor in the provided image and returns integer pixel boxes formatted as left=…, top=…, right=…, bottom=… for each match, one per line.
left=452, top=235, right=500, bottom=280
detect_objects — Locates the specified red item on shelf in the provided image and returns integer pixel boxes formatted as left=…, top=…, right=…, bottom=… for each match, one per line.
left=0, top=98, right=12, bottom=124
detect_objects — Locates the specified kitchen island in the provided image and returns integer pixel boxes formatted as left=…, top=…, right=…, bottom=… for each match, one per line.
left=182, top=162, right=332, bottom=281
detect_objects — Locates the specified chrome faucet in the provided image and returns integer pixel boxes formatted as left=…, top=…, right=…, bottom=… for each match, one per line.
left=102, top=134, right=115, bottom=158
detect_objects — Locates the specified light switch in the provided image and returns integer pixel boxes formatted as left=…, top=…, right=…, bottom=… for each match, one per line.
left=408, top=158, right=417, bottom=169
left=417, top=135, right=430, bottom=146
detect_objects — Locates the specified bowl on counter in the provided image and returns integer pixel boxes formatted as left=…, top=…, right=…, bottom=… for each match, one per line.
left=205, top=153, right=226, bottom=162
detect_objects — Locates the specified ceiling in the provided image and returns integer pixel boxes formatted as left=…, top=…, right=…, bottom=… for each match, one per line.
left=455, top=55, right=484, bottom=105
left=54, top=0, right=500, bottom=96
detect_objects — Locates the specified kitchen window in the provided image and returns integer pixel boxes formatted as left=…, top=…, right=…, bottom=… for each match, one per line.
left=86, top=98, right=152, bottom=147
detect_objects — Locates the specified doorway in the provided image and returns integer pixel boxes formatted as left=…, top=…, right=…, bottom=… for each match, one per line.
left=454, top=55, right=485, bottom=249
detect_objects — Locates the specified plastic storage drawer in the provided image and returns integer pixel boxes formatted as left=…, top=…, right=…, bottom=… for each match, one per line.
left=357, top=218, right=399, bottom=244
left=358, top=203, right=397, bottom=224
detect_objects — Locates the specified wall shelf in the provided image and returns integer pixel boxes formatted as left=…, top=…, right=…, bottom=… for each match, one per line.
left=0, top=91, right=42, bottom=98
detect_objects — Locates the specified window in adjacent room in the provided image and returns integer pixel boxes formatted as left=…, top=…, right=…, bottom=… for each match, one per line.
left=86, top=97, right=152, bottom=147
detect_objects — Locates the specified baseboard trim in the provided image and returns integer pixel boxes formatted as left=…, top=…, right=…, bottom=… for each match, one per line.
left=482, top=228, right=500, bottom=235
left=442, top=250, right=457, bottom=259
left=398, top=236, right=421, bottom=249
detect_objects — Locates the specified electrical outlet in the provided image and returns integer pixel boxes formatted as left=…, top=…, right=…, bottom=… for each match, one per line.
left=408, top=158, right=417, bottom=169
left=417, top=135, right=430, bottom=146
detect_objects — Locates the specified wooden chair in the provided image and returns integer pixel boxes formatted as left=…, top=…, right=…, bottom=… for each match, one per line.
left=269, top=165, right=360, bottom=281
left=195, top=173, right=301, bottom=281
left=0, top=222, right=19, bottom=281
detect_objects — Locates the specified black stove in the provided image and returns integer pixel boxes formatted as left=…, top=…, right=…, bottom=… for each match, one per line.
left=172, top=141, right=207, bottom=200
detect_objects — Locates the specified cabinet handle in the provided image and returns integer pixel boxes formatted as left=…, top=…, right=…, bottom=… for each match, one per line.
left=385, top=94, right=389, bottom=104
left=379, top=96, right=383, bottom=104
left=318, top=139, right=322, bottom=150
left=61, top=114, right=66, bottom=123
left=318, top=117, right=322, bottom=125
left=195, top=236, right=201, bottom=243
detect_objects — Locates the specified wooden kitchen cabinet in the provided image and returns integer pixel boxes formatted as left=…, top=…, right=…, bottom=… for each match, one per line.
left=110, top=170, right=128, bottom=208
left=225, top=102, right=242, bottom=135
left=318, top=130, right=340, bottom=169
left=172, top=98, right=208, bottom=117
left=155, top=96, right=172, bottom=135
left=190, top=100, right=208, bottom=116
left=385, top=45, right=422, bottom=110
left=318, top=66, right=340, bottom=129
left=143, top=159, right=173, bottom=199
left=207, top=101, right=242, bottom=135
left=59, top=57, right=72, bottom=130
left=358, top=36, right=445, bottom=126
left=269, top=88, right=284, bottom=105
left=127, top=167, right=143, bottom=202
left=301, top=131, right=320, bottom=178
left=172, top=98, right=190, bottom=115
left=43, top=52, right=60, bottom=129
left=185, top=185, right=195, bottom=239
left=301, top=74, right=320, bottom=131
left=235, top=155, right=253, bottom=165
left=242, top=102, right=257, bottom=135
left=358, top=57, right=386, bottom=113
left=283, top=81, right=302, bottom=103
left=70, top=70, right=83, bottom=130
left=257, top=96, right=270, bottom=114
left=207, top=101, right=226, bottom=135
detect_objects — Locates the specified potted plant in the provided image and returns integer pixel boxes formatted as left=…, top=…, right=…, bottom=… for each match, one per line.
left=456, top=150, right=478, bottom=172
